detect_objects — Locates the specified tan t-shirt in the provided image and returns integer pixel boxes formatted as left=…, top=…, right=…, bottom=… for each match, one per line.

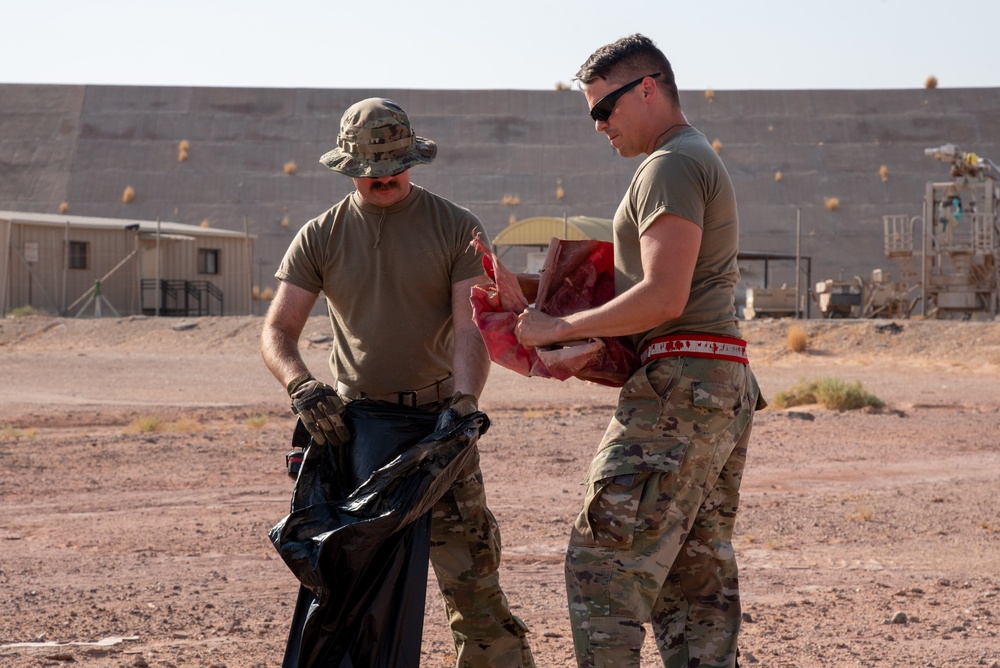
left=613, top=126, right=742, bottom=352
left=276, top=185, right=488, bottom=395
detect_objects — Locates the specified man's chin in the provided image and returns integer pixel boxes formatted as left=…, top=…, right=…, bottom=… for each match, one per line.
left=363, top=191, right=405, bottom=207
left=608, top=138, right=634, bottom=159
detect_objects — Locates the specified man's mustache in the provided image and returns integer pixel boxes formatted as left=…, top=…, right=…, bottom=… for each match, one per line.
left=370, top=180, right=400, bottom=192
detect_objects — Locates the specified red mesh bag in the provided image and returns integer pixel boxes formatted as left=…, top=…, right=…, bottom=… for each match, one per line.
left=470, top=235, right=639, bottom=387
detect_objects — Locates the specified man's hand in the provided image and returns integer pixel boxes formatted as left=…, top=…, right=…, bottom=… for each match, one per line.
left=434, top=391, right=479, bottom=433
left=287, top=374, right=350, bottom=445
left=516, top=307, right=569, bottom=348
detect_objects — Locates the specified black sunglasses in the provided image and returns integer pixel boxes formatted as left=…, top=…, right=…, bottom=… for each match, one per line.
left=589, top=73, right=661, bottom=122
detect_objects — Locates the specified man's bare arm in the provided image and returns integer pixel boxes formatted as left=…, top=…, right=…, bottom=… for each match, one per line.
left=260, top=281, right=320, bottom=389
left=450, top=275, right=491, bottom=398
left=516, top=213, right=701, bottom=347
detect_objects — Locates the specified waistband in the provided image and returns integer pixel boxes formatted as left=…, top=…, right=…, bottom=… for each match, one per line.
left=336, top=375, right=455, bottom=408
left=640, top=334, right=748, bottom=365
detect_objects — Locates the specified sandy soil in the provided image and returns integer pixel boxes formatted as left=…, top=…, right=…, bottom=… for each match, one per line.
left=1, top=315, right=998, bottom=668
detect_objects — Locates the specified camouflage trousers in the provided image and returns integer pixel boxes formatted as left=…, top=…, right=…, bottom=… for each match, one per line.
left=430, top=445, right=535, bottom=668
left=565, top=356, right=762, bottom=668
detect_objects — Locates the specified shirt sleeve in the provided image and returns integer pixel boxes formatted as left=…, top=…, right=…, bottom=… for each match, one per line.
left=632, top=151, right=708, bottom=235
left=450, top=211, right=491, bottom=284
left=274, top=216, right=326, bottom=294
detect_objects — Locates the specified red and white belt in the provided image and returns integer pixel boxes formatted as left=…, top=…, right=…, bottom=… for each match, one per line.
left=640, top=334, right=748, bottom=365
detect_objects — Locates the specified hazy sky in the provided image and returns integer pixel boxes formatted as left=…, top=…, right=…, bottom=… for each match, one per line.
left=4, top=0, right=1000, bottom=92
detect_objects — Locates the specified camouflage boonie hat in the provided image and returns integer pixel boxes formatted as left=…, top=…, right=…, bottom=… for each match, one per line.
left=320, top=98, right=437, bottom=178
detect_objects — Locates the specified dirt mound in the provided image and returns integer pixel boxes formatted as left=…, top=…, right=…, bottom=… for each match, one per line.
left=743, top=317, right=1000, bottom=366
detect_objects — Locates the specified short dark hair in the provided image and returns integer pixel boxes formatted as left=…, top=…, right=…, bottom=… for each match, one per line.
left=575, top=33, right=680, bottom=106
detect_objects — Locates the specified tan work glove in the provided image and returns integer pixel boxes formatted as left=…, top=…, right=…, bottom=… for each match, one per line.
left=287, top=373, right=350, bottom=446
left=434, top=392, right=479, bottom=433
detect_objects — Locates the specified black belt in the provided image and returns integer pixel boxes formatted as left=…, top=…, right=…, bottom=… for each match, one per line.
left=336, top=376, right=455, bottom=408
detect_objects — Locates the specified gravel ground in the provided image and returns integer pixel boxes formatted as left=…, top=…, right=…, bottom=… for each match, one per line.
left=1, top=315, right=998, bottom=667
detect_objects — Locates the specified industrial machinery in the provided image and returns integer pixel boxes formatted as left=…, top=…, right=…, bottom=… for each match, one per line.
left=813, top=277, right=864, bottom=318
left=743, top=285, right=799, bottom=319
left=883, top=144, right=1000, bottom=319
left=812, top=269, right=916, bottom=319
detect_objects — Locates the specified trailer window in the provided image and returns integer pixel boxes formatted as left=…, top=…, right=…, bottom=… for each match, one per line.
left=198, top=248, right=220, bottom=275
left=68, top=241, right=88, bottom=270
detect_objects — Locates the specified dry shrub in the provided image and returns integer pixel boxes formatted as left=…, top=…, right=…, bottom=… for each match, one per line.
left=824, top=196, right=840, bottom=211
left=787, top=325, right=808, bottom=353
left=711, top=138, right=723, bottom=153
left=925, top=75, right=938, bottom=89
left=122, top=186, right=135, bottom=203
left=774, top=170, right=783, bottom=183
left=0, top=425, right=39, bottom=441
left=704, top=88, right=715, bottom=102
left=9, top=305, right=41, bottom=317
left=168, top=417, right=203, bottom=432
left=879, top=165, right=889, bottom=183
left=284, top=161, right=297, bottom=175
left=59, top=201, right=69, bottom=213
left=245, top=415, right=269, bottom=430
left=772, top=377, right=885, bottom=411
left=846, top=497, right=875, bottom=522
left=126, top=416, right=164, bottom=433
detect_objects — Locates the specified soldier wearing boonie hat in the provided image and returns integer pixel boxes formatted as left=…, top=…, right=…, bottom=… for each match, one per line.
left=263, top=97, right=535, bottom=667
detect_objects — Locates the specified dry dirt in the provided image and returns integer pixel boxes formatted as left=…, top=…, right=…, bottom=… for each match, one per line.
left=1, top=315, right=999, bottom=668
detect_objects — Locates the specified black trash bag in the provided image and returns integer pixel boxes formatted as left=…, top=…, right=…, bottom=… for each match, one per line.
left=270, top=401, right=491, bottom=668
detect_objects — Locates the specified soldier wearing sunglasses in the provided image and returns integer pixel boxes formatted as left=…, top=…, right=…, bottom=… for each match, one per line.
left=516, top=33, right=764, bottom=668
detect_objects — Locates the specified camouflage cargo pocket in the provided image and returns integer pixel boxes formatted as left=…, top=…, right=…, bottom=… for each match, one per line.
left=432, top=467, right=502, bottom=578
left=691, top=380, right=742, bottom=417
left=600, top=359, right=683, bottom=445
left=575, top=472, right=645, bottom=549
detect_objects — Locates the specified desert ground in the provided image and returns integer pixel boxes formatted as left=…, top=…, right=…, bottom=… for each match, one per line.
left=1, top=315, right=998, bottom=668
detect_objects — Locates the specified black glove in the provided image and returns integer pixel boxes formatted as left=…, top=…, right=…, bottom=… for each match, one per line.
left=434, top=392, right=479, bottom=433
left=287, top=373, right=350, bottom=446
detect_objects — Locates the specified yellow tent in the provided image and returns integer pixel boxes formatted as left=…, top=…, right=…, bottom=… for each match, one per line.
left=492, top=216, right=613, bottom=247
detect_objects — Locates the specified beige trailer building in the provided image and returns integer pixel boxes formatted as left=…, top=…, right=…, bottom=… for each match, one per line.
left=0, top=211, right=255, bottom=317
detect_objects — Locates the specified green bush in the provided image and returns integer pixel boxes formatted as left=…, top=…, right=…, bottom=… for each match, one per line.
left=772, top=377, right=885, bottom=411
